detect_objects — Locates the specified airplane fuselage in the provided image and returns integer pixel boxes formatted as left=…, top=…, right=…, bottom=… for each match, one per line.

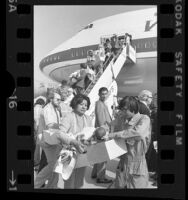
left=39, top=7, right=157, bottom=97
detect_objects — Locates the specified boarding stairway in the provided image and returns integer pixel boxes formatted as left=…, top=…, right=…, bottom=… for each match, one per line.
left=84, top=41, right=136, bottom=119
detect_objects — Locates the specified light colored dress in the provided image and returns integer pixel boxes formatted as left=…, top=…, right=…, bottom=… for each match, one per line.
left=111, top=113, right=151, bottom=189
left=60, top=111, right=92, bottom=188
left=34, top=111, right=92, bottom=189
left=59, top=101, right=72, bottom=119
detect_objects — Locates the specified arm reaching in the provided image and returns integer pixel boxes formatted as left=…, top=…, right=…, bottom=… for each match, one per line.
left=70, top=139, right=86, bottom=154
left=109, top=115, right=151, bottom=152
left=108, top=130, right=141, bottom=140
left=108, top=115, right=151, bottom=141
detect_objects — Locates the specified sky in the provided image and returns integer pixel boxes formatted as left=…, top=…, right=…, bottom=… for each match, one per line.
left=34, top=5, right=155, bottom=85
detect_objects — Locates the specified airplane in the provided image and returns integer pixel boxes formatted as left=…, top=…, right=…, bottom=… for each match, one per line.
left=34, top=78, right=59, bottom=99
left=36, top=7, right=157, bottom=99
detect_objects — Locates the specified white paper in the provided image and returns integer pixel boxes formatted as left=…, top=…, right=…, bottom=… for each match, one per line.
left=75, top=139, right=127, bottom=168
left=105, top=139, right=127, bottom=160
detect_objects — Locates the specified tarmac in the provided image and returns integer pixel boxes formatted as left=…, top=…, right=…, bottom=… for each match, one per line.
left=35, top=158, right=157, bottom=189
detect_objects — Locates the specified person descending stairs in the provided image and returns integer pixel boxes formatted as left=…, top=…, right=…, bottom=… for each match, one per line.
left=83, top=33, right=136, bottom=122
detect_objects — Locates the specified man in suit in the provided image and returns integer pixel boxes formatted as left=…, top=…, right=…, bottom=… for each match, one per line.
left=149, top=93, right=158, bottom=186
left=91, top=87, right=113, bottom=184
left=138, top=90, right=156, bottom=180
left=138, top=90, right=153, bottom=117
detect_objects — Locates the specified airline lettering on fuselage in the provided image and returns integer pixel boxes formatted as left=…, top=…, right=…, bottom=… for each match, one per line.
left=144, top=12, right=157, bottom=32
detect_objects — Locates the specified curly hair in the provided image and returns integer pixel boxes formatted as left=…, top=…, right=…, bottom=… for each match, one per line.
left=70, top=94, right=91, bottom=110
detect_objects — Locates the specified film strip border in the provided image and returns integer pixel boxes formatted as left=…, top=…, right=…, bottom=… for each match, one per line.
left=6, top=0, right=185, bottom=198
left=157, top=1, right=185, bottom=199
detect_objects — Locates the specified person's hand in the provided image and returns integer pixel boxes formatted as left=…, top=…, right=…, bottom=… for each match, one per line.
left=76, top=134, right=90, bottom=145
left=102, top=133, right=109, bottom=141
left=108, top=133, right=115, bottom=139
left=76, top=134, right=85, bottom=141
left=70, top=139, right=86, bottom=154
left=82, top=139, right=90, bottom=146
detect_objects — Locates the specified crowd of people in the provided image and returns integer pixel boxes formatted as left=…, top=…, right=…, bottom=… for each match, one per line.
left=68, top=33, right=132, bottom=94
left=34, top=81, right=157, bottom=189
left=33, top=32, right=158, bottom=189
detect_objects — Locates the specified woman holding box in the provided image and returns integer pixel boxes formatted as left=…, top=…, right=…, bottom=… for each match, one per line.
left=58, top=94, right=93, bottom=188
left=35, top=93, right=93, bottom=189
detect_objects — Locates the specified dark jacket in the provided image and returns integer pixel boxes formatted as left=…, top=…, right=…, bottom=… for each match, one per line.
left=138, top=101, right=150, bottom=117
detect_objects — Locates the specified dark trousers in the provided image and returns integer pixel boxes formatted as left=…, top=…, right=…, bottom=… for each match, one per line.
left=38, top=150, right=48, bottom=173
left=91, top=162, right=107, bottom=180
left=146, top=137, right=157, bottom=172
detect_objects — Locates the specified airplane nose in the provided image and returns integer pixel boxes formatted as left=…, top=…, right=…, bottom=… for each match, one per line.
left=50, top=64, right=81, bottom=82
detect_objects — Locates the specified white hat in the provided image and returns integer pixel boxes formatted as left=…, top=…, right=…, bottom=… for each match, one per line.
left=54, top=149, right=76, bottom=180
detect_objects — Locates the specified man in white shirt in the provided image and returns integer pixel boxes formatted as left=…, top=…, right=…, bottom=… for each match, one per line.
left=35, top=90, right=62, bottom=188
left=91, top=87, right=113, bottom=184
left=43, top=91, right=62, bottom=128
left=34, top=97, right=46, bottom=127
left=34, top=90, right=85, bottom=188
left=34, top=97, right=46, bottom=168
left=36, top=90, right=62, bottom=175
